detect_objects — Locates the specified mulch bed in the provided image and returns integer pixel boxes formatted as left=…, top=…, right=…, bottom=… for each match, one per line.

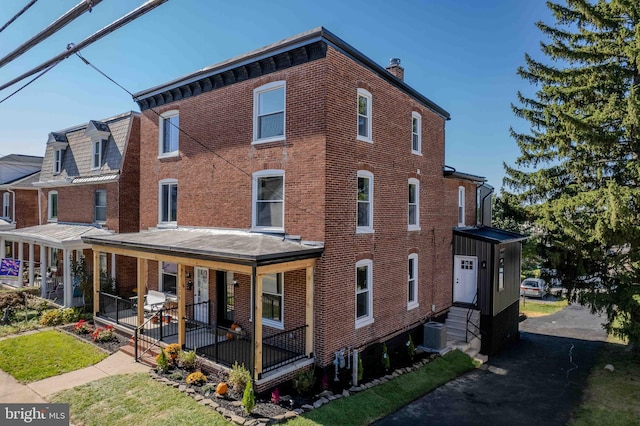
left=58, top=323, right=130, bottom=354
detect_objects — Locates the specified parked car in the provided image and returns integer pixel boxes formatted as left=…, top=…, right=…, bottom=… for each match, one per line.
left=520, top=278, right=547, bottom=299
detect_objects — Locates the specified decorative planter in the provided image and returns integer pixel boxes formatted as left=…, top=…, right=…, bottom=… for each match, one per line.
left=163, top=315, right=171, bottom=324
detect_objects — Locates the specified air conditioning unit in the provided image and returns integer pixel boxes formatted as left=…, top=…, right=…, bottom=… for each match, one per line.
left=423, top=322, right=447, bottom=351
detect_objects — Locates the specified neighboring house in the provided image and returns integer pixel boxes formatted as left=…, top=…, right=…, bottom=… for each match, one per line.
left=0, top=112, right=140, bottom=307
left=0, top=154, right=42, bottom=231
left=83, top=27, right=522, bottom=391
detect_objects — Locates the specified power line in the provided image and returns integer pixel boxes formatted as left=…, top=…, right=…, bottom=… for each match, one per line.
left=0, top=0, right=102, bottom=69
left=74, top=51, right=325, bottom=224
left=0, top=61, right=60, bottom=104
left=0, top=0, right=38, bottom=35
left=0, top=0, right=168, bottom=92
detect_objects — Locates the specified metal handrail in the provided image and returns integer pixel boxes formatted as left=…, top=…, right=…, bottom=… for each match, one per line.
left=465, top=292, right=482, bottom=342
left=134, top=311, right=162, bottom=363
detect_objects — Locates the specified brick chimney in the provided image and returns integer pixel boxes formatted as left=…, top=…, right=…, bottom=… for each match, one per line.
left=386, top=58, right=404, bottom=81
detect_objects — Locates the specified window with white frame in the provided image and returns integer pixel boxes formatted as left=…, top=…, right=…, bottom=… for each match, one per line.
left=161, top=262, right=177, bottom=294
left=2, top=193, right=9, bottom=218
left=357, top=88, right=372, bottom=142
left=92, top=139, right=102, bottom=169
left=458, top=186, right=466, bottom=227
left=48, top=191, right=58, bottom=222
left=53, top=149, right=63, bottom=174
left=411, top=112, right=422, bottom=154
left=159, top=110, right=179, bottom=157
left=408, top=179, right=420, bottom=230
left=159, top=179, right=178, bottom=225
left=99, top=252, right=108, bottom=275
left=252, top=170, right=284, bottom=231
left=408, top=254, right=419, bottom=309
left=262, top=273, right=283, bottom=328
left=94, top=189, right=106, bottom=223
left=355, top=259, right=373, bottom=328
left=357, top=171, right=373, bottom=233
left=253, top=81, right=285, bottom=143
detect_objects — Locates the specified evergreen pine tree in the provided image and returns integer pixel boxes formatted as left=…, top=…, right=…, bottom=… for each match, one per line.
left=505, top=0, right=640, bottom=351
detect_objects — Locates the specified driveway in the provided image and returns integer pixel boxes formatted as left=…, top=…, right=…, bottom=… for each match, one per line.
left=374, top=304, right=608, bottom=426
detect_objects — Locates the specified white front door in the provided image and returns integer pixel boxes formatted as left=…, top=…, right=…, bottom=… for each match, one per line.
left=194, top=267, right=209, bottom=323
left=453, top=255, right=477, bottom=304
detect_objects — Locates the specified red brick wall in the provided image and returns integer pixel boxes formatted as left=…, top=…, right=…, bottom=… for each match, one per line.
left=0, top=189, right=39, bottom=229
left=119, top=114, right=141, bottom=233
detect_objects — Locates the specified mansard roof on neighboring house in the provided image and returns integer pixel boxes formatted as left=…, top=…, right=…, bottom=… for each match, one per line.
left=36, top=111, right=139, bottom=187
left=133, top=27, right=450, bottom=120
left=0, top=154, right=43, bottom=166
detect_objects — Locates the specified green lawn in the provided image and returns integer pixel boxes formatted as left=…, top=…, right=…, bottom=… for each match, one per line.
left=570, top=343, right=640, bottom=425
left=519, top=298, right=568, bottom=316
left=286, top=350, right=475, bottom=426
left=50, top=373, right=231, bottom=426
left=0, top=329, right=107, bottom=382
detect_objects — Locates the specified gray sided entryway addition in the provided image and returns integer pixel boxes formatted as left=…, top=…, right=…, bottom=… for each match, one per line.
left=453, top=255, right=477, bottom=304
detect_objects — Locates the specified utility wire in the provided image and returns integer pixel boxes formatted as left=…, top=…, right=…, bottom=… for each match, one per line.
left=0, top=0, right=102, bottom=69
left=0, top=61, right=60, bottom=104
left=75, top=51, right=324, bottom=223
left=0, top=0, right=168, bottom=92
left=0, top=0, right=38, bottom=35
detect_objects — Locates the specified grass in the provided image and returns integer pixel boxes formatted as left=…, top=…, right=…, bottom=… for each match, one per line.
left=0, top=314, right=43, bottom=338
left=519, top=298, right=568, bottom=317
left=0, top=329, right=107, bottom=382
left=50, top=373, right=231, bottom=426
left=285, top=350, right=475, bottom=426
left=570, top=343, right=640, bottom=426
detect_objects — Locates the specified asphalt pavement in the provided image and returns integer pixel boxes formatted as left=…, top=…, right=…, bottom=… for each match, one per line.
left=374, top=304, right=608, bottom=426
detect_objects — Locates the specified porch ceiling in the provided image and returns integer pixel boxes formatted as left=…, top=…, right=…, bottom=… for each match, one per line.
left=82, top=227, right=324, bottom=268
left=0, top=222, right=110, bottom=248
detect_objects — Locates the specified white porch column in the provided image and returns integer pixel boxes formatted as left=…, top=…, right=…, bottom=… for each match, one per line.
left=17, top=241, right=23, bottom=288
left=0, top=237, right=4, bottom=258
left=63, top=248, right=72, bottom=307
left=40, top=244, right=48, bottom=298
left=28, top=242, right=34, bottom=286
left=111, top=253, right=116, bottom=281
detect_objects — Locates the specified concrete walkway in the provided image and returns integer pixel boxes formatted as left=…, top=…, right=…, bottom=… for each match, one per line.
left=0, top=349, right=149, bottom=403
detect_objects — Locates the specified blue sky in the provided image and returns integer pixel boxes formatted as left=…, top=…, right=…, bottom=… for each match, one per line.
left=0, top=0, right=552, bottom=191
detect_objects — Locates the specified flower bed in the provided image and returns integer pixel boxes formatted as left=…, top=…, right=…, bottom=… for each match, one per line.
left=59, top=322, right=129, bottom=354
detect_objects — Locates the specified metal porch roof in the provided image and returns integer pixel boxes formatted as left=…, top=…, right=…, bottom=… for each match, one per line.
left=454, top=226, right=527, bottom=244
left=82, top=227, right=324, bottom=267
left=0, top=223, right=111, bottom=247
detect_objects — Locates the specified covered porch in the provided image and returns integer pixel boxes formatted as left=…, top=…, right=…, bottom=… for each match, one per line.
left=83, top=227, right=323, bottom=383
left=0, top=223, right=112, bottom=307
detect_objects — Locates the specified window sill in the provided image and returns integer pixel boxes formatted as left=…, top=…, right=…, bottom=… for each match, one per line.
left=158, top=152, right=180, bottom=161
left=157, top=222, right=178, bottom=229
left=262, top=319, right=284, bottom=330
left=407, top=302, right=419, bottom=311
left=356, top=227, right=375, bottom=234
left=48, top=218, right=58, bottom=223
left=357, top=135, right=373, bottom=144
left=355, top=317, right=374, bottom=329
left=408, top=226, right=421, bottom=231
left=411, top=150, right=422, bottom=156
left=251, top=226, right=285, bottom=234
left=252, top=135, right=286, bottom=145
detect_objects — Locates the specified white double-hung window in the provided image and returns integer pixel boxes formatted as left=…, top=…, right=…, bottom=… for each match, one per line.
left=355, top=259, right=373, bottom=328
left=253, top=81, right=285, bottom=143
left=411, top=112, right=422, bottom=154
left=252, top=170, right=284, bottom=232
left=357, top=171, right=373, bottom=233
left=159, top=179, right=178, bottom=226
left=159, top=110, right=179, bottom=157
left=408, top=254, right=419, bottom=310
left=357, top=88, right=372, bottom=142
left=408, top=178, right=420, bottom=230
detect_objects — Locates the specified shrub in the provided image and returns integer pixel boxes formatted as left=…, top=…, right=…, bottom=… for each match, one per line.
left=228, top=361, right=251, bottom=393
left=164, top=343, right=182, bottom=358
left=169, top=371, right=183, bottom=381
left=186, top=371, right=207, bottom=386
left=73, top=319, right=93, bottom=334
left=292, top=368, right=315, bottom=395
left=242, top=381, right=255, bottom=414
left=91, top=325, right=114, bottom=342
left=156, top=349, right=169, bottom=373
left=39, top=309, right=64, bottom=326
left=61, top=308, right=80, bottom=323
left=179, top=348, right=197, bottom=370
left=407, top=334, right=416, bottom=359
left=357, top=354, right=364, bottom=382
left=201, top=383, right=216, bottom=395
left=382, top=342, right=390, bottom=371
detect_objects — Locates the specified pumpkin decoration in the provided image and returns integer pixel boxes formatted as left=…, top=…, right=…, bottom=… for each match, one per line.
left=230, top=323, right=239, bottom=331
left=226, top=332, right=235, bottom=340
left=216, top=382, right=228, bottom=396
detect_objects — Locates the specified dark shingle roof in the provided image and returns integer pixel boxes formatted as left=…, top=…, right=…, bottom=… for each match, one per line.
left=0, top=154, right=43, bottom=166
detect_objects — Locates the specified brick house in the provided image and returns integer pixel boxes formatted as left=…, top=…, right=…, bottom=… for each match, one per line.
left=83, top=28, right=522, bottom=390
left=0, top=112, right=140, bottom=307
left=0, top=154, right=42, bottom=233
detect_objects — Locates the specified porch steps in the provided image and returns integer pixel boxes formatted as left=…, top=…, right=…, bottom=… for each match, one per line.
left=120, top=338, right=160, bottom=368
left=445, top=306, right=483, bottom=362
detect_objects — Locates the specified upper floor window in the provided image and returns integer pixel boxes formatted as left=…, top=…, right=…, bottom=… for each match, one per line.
left=357, top=170, right=374, bottom=233
left=159, top=179, right=178, bottom=226
left=408, top=254, right=419, bottom=310
left=253, top=81, right=285, bottom=143
left=355, top=259, right=374, bottom=328
left=53, top=148, right=63, bottom=174
left=252, top=170, right=284, bottom=232
left=262, top=273, right=283, bottom=329
left=2, top=193, right=9, bottom=218
left=408, top=179, right=420, bottom=230
left=94, top=189, right=106, bottom=223
left=458, top=186, right=466, bottom=227
left=411, top=112, right=422, bottom=154
left=92, top=140, right=102, bottom=169
left=357, top=88, right=372, bottom=142
left=48, top=191, right=58, bottom=222
left=159, top=110, right=179, bottom=157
